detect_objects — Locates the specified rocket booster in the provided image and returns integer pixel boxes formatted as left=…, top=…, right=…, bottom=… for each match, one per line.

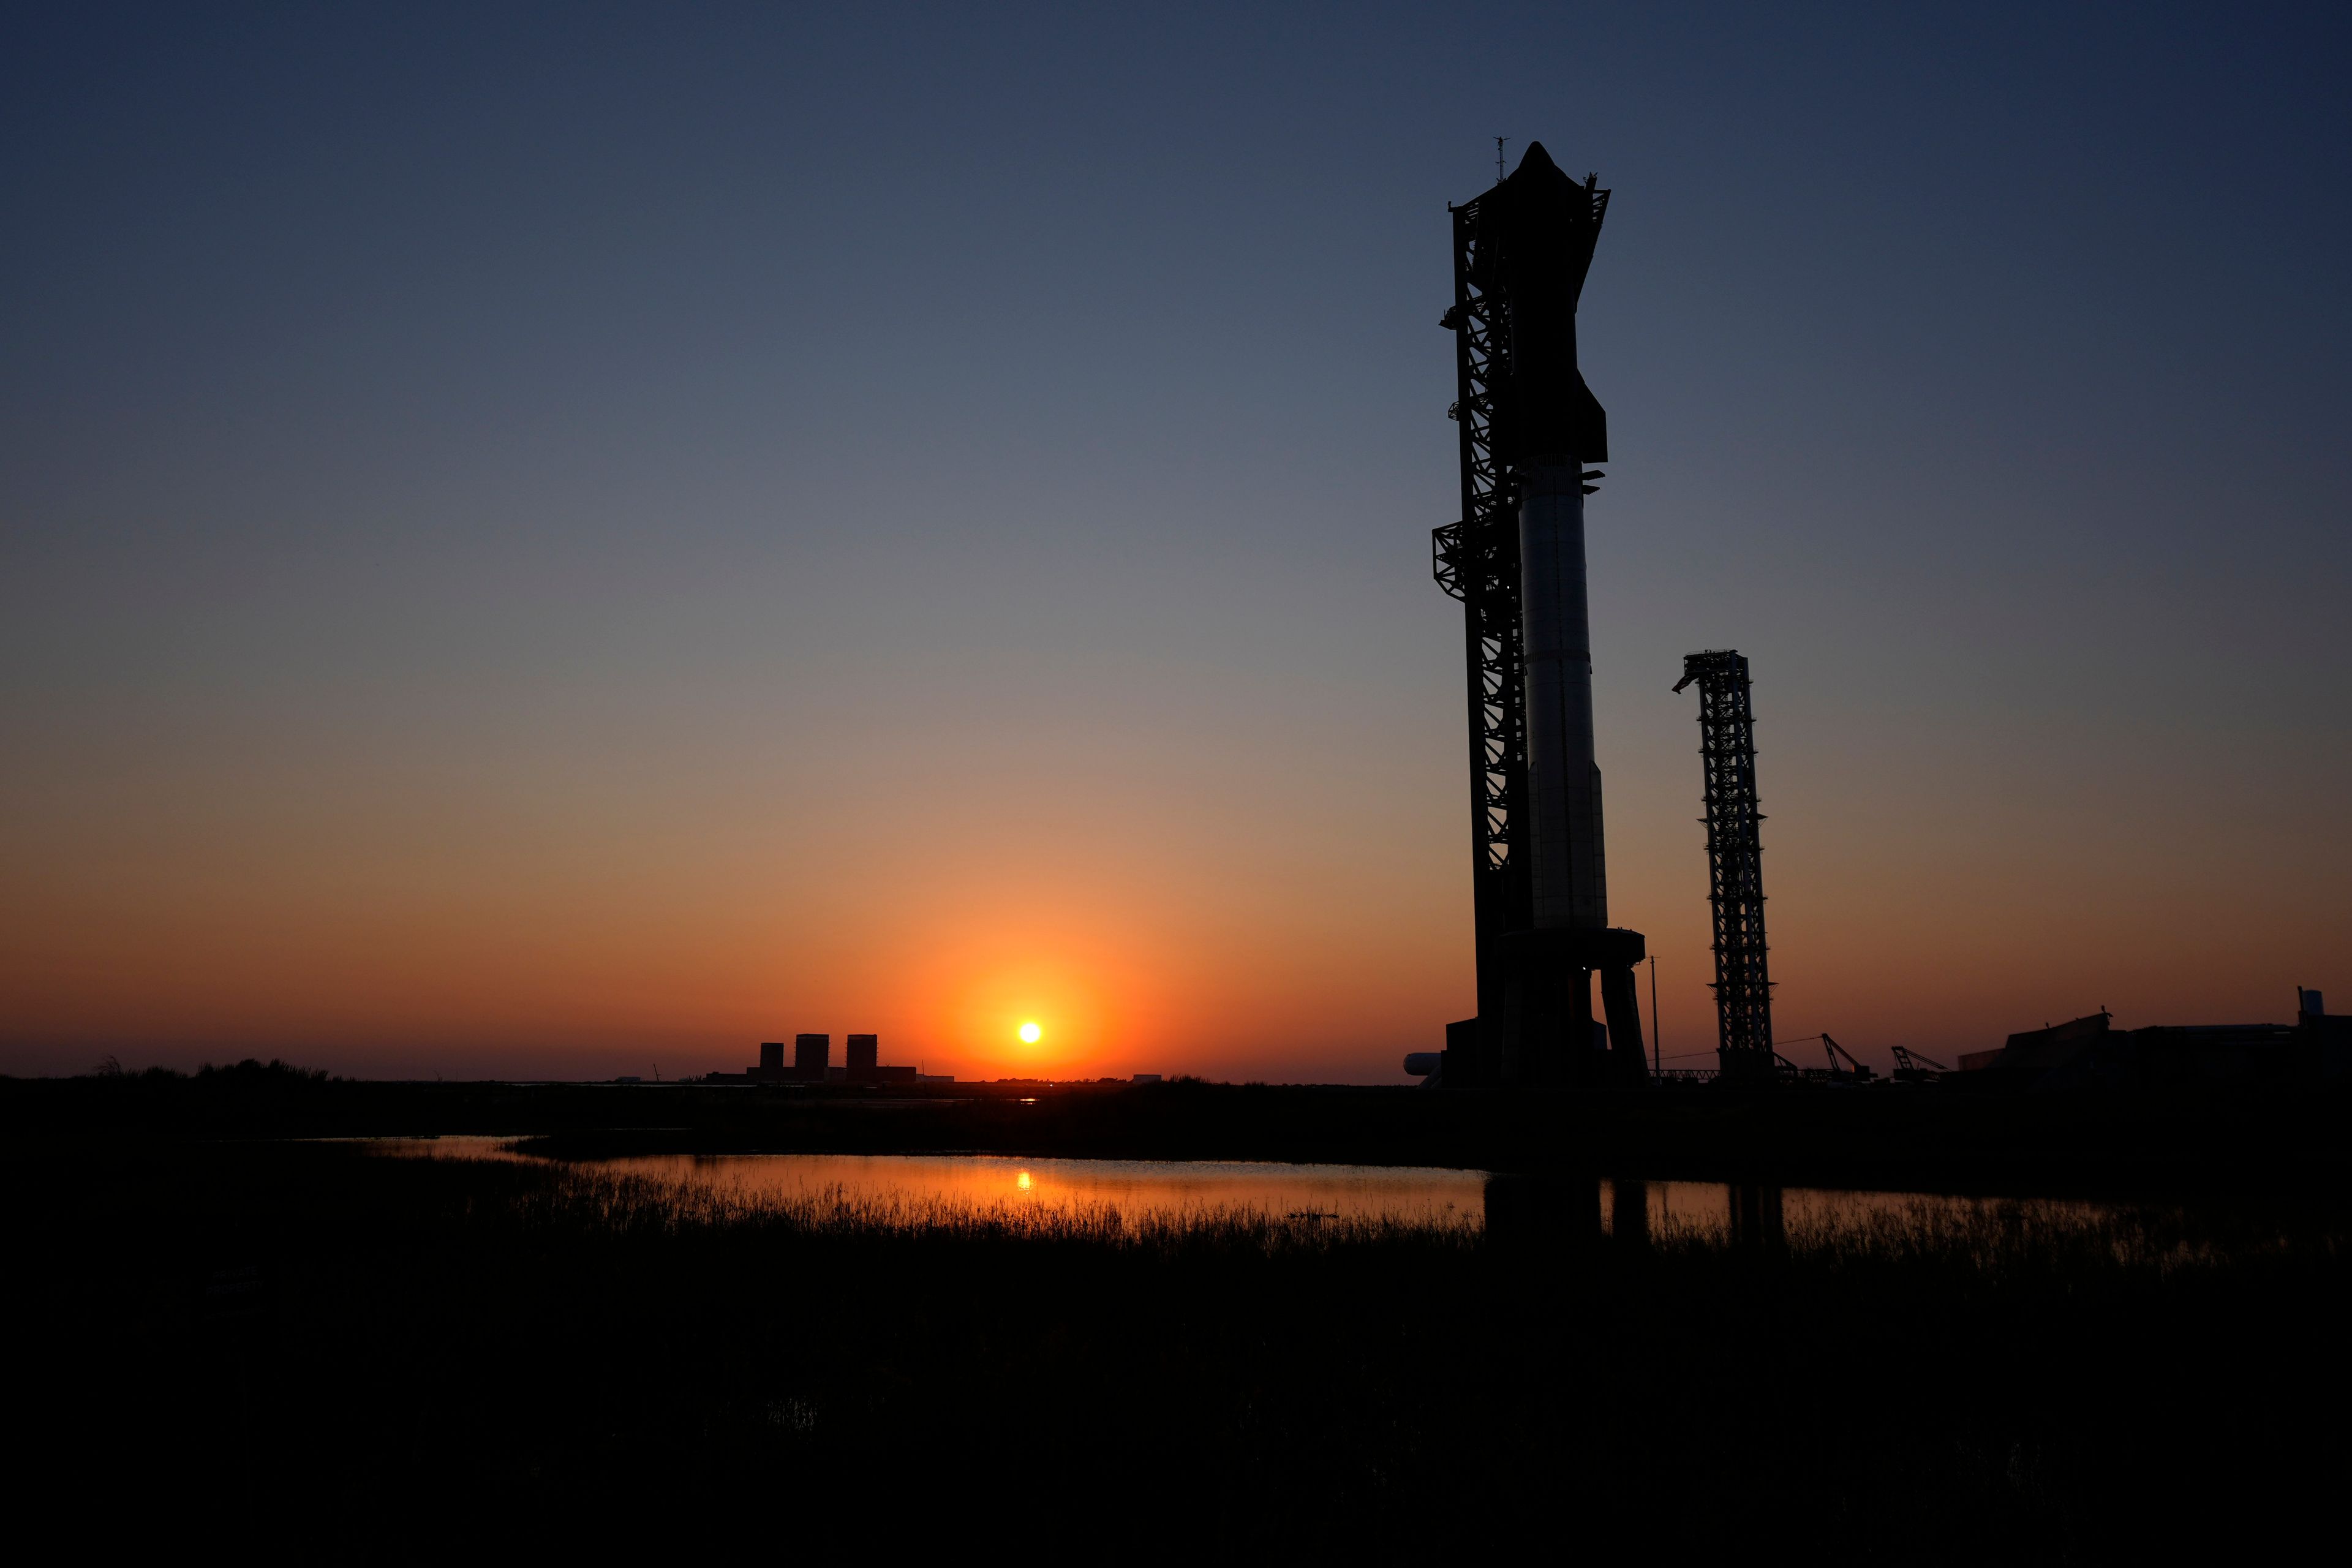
left=1490, top=143, right=1613, bottom=933
left=1435, top=140, right=1647, bottom=1088
left=1520, top=464, right=1605, bottom=930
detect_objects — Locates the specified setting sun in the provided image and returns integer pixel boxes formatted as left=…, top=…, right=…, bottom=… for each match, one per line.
left=1018, top=1021, right=1042, bottom=1044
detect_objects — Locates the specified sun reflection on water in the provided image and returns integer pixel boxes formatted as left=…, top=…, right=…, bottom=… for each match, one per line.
left=363, top=1143, right=2157, bottom=1244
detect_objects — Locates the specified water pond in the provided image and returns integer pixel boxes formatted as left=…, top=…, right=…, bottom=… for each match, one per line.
left=369, top=1138, right=2121, bottom=1241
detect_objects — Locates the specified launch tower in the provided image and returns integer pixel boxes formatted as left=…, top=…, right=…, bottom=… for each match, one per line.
left=1432, top=144, right=1648, bottom=1088
left=1672, top=650, right=1775, bottom=1076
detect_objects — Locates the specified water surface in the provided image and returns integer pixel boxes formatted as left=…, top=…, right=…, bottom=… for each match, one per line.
left=372, top=1139, right=2124, bottom=1238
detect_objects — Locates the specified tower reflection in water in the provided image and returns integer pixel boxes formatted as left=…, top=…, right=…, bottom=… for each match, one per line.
left=1481, top=1172, right=1602, bottom=1245
left=1483, top=1174, right=1791, bottom=1251
left=1728, top=1183, right=1786, bottom=1251
left=1611, top=1177, right=1650, bottom=1248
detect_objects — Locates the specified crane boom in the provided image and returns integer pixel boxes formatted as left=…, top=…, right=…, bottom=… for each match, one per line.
left=1820, top=1033, right=1874, bottom=1079
left=1890, top=1045, right=1950, bottom=1080
left=1770, top=1034, right=1875, bottom=1082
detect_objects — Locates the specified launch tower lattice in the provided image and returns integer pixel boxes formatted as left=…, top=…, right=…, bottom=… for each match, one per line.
left=1432, top=171, right=1610, bottom=913
left=1429, top=144, right=1646, bottom=1089
left=1673, top=650, right=1774, bottom=1075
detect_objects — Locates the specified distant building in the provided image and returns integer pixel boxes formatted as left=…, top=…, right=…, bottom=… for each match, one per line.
left=1958, top=1012, right=2114, bottom=1074
left=1131, top=1074, right=1163, bottom=1085
left=839, top=1033, right=919, bottom=1084
left=723, top=1032, right=927, bottom=1085
left=741, top=1038, right=801, bottom=1084
left=796, top=1034, right=828, bottom=1076
left=1955, top=995, right=2350, bottom=1089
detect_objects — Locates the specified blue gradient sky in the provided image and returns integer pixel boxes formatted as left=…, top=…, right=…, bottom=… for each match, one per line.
left=4, top=3, right=2347, bottom=1080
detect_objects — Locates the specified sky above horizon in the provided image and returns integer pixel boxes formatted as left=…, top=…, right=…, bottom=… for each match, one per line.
left=5, top=2, right=2348, bottom=1082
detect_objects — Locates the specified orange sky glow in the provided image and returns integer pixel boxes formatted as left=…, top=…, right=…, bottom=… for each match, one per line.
left=3, top=7, right=2346, bottom=1083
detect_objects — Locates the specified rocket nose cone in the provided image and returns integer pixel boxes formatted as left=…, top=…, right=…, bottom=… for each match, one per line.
left=1506, top=141, right=1578, bottom=195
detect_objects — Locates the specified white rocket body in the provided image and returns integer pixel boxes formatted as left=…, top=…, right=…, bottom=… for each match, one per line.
left=1518, top=464, right=1607, bottom=931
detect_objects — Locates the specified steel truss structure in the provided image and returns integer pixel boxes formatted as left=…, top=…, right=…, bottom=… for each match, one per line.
left=1434, top=180, right=1611, bottom=893
left=1433, top=190, right=1533, bottom=962
left=1433, top=167, right=1624, bottom=1087
left=1673, top=650, right=1776, bottom=1074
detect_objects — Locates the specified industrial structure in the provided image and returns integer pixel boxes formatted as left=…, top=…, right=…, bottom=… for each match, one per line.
left=1890, top=1047, right=1950, bottom=1082
left=1948, top=995, right=2352, bottom=1088
left=1410, top=151, right=2339, bottom=1098
left=1673, top=650, right=1775, bottom=1077
left=1429, top=143, right=1648, bottom=1088
left=795, top=1033, right=829, bottom=1077
left=713, top=1033, right=923, bottom=1084
left=1774, top=1033, right=1872, bottom=1082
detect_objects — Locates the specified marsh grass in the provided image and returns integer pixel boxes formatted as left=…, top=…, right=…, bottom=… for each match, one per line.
left=489, top=1152, right=2339, bottom=1278
left=1762, top=1194, right=2310, bottom=1272
left=500, top=1160, right=1488, bottom=1252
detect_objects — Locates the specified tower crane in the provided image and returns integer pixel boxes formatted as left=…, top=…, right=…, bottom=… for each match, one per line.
left=1889, top=1046, right=1950, bottom=1083
left=1771, top=1034, right=1876, bottom=1082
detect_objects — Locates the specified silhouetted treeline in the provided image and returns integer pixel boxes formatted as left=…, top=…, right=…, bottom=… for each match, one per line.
left=11, top=1070, right=2352, bottom=1196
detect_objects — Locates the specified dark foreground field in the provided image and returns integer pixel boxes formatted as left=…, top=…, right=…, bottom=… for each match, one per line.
left=15, top=1129, right=2350, bottom=1560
